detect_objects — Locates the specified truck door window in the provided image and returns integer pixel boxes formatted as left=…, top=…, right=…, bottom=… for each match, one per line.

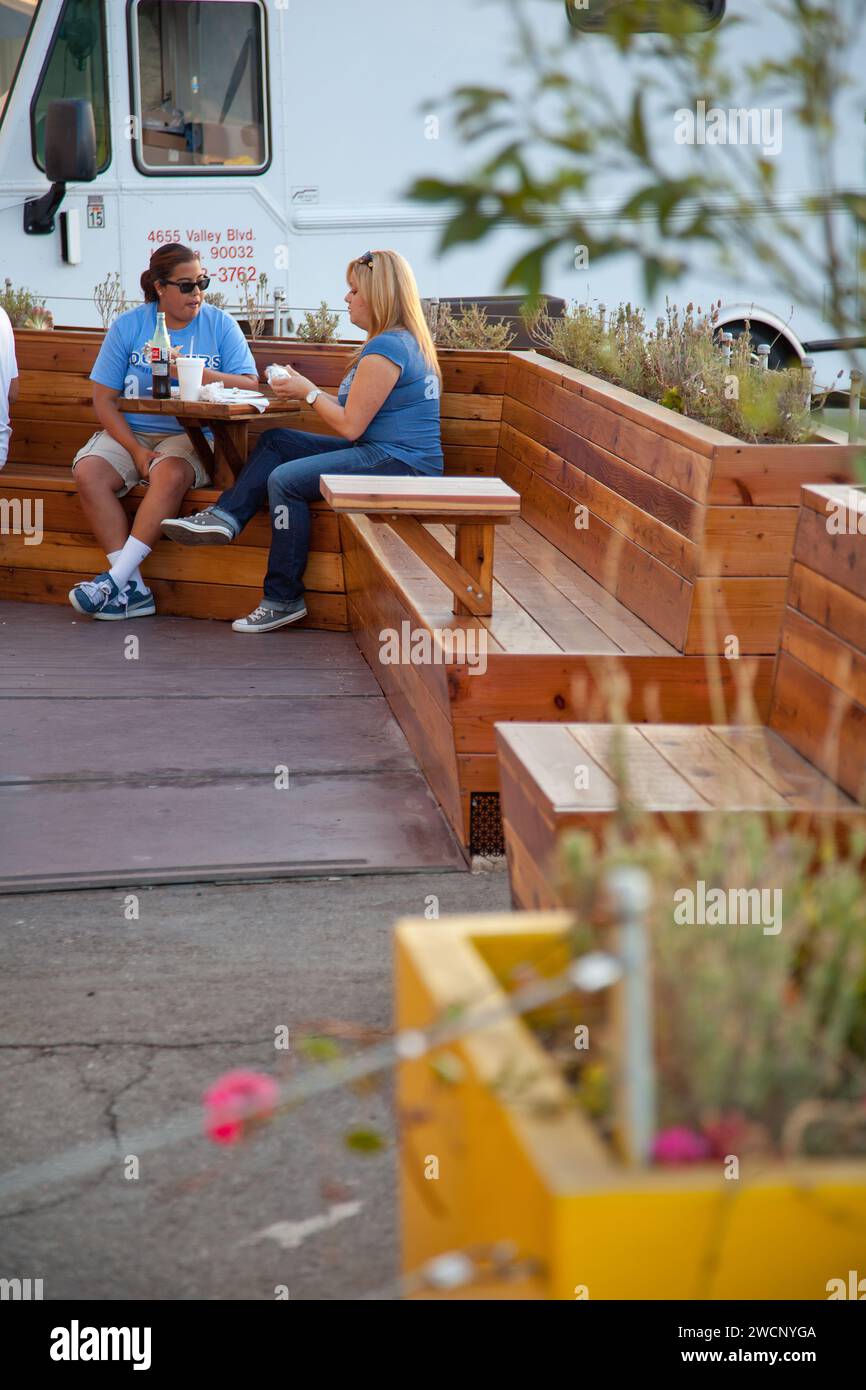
left=30, top=0, right=110, bottom=170
left=130, top=0, right=269, bottom=173
left=1, top=0, right=42, bottom=130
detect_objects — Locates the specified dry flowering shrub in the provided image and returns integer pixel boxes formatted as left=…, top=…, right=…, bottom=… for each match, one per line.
left=93, top=272, right=137, bottom=331
left=555, top=801, right=866, bottom=1163
left=432, top=301, right=516, bottom=350
left=238, top=268, right=270, bottom=339
left=527, top=297, right=813, bottom=443
left=296, top=301, right=340, bottom=343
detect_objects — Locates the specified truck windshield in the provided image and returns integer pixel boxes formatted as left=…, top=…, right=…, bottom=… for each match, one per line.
left=0, top=0, right=41, bottom=127
left=131, top=0, right=269, bottom=173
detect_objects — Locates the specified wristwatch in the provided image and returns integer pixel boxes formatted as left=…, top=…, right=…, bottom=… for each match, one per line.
left=305, top=387, right=322, bottom=406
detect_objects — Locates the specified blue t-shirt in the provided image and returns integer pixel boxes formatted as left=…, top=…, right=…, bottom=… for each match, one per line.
left=90, top=302, right=257, bottom=435
left=337, top=329, right=443, bottom=474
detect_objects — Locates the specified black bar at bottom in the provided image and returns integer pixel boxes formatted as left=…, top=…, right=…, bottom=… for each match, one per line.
left=6, top=1298, right=863, bottom=1374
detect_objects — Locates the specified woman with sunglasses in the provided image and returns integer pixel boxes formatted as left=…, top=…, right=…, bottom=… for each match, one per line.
left=68, top=243, right=258, bottom=619
left=161, top=248, right=443, bottom=632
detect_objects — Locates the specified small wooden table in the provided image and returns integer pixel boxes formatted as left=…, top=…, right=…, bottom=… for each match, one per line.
left=118, top=392, right=301, bottom=489
left=321, top=475, right=521, bottom=617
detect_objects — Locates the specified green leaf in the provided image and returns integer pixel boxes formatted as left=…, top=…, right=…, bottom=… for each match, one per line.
left=439, top=205, right=498, bottom=253
left=298, top=1035, right=341, bottom=1063
left=626, top=91, right=649, bottom=161
left=407, top=177, right=464, bottom=205
left=429, top=1051, right=466, bottom=1085
left=344, top=1128, right=386, bottom=1154
left=502, top=237, right=565, bottom=298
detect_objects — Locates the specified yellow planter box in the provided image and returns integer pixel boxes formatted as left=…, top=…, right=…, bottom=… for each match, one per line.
left=396, top=912, right=866, bottom=1300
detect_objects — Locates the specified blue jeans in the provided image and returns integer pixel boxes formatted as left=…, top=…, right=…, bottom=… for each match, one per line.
left=211, top=428, right=417, bottom=607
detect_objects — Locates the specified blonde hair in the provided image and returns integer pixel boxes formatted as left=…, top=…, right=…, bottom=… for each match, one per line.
left=345, top=249, right=441, bottom=380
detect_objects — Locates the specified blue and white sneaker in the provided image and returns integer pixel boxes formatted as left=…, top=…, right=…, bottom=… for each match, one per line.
left=68, top=571, right=121, bottom=617
left=94, top=578, right=156, bottom=621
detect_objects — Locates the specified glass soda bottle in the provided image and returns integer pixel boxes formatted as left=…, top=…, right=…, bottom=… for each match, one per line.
left=151, top=311, right=172, bottom=399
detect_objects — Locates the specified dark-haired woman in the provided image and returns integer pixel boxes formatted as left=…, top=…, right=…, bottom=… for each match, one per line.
left=68, top=244, right=258, bottom=619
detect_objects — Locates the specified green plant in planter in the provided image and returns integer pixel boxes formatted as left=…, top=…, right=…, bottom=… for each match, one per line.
left=21, top=306, right=54, bottom=331
left=296, top=301, right=340, bottom=343
left=527, top=297, right=814, bottom=442
left=1, top=279, right=51, bottom=329
left=557, top=804, right=866, bottom=1162
left=432, top=301, right=516, bottom=350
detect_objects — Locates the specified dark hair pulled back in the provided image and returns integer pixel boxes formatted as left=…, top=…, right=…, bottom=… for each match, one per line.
left=140, top=243, right=199, bottom=302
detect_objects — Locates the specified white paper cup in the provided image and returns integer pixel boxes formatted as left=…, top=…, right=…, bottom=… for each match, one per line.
left=177, top=356, right=206, bottom=401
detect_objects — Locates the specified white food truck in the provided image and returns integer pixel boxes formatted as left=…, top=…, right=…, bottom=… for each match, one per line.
left=0, top=0, right=863, bottom=387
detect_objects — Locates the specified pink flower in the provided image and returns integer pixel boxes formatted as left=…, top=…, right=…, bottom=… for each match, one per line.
left=203, top=1069, right=280, bottom=1145
left=652, top=1126, right=711, bottom=1165
left=702, top=1111, right=748, bottom=1160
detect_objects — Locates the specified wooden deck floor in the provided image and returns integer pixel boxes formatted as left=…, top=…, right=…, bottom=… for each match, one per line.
left=0, top=601, right=466, bottom=891
left=366, top=516, right=679, bottom=657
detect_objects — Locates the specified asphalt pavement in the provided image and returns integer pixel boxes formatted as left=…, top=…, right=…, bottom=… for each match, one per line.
left=0, top=868, right=510, bottom=1301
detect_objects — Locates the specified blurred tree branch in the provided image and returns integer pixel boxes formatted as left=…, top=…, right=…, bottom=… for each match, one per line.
left=409, top=0, right=866, bottom=343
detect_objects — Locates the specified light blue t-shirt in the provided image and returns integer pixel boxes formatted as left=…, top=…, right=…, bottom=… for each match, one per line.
left=337, top=329, right=444, bottom=474
left=90, top=302, right=257, bottom=435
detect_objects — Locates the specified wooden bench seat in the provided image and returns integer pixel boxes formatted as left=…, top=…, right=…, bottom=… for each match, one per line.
left=342, top=507, right=775, bottom=850
left=5, top=330, right=860, bottom=861
left=1, top=332, right=507, bottom=633
left=321, top=475, right=519, bottom=617
left=498, top=722, right=861, bottom=911
left=497, top=483, right=866, bottom=908
left=0, top=463, right=347, bottom=628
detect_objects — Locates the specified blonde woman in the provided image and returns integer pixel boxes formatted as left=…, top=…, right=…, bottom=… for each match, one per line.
left=161, top=250, right=443, bottom=632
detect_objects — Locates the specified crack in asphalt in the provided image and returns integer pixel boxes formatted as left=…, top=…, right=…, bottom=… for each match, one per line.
left=103, top=1055, right=156, bottom=1148
left=0, top=1164, right=117, bottom=1223
left=0, top=1040, right=276, bottom=1217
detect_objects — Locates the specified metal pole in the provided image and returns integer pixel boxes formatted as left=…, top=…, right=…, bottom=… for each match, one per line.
left=273, top=288, right=286, bottom=338
left=802, top=356, right=815, bottom=413
left=849, top=369, right=862, bottom=441
left=606, top=864, right=655, bottom=1165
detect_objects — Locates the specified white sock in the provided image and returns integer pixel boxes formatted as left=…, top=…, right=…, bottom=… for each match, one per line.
left=107, top=550, right=144, bottom=590
left=108, top=537, right=151, bottom=590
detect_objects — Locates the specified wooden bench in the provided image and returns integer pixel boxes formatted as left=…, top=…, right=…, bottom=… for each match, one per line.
left=344, top=353, right=859, bottom=854
left=496, top=483, right=866, bottom=909
left=320, top=475, right=519, bottom=617
left=1, top=331, right=506, bottom=629
left=3, top=330, right=860, bottom=859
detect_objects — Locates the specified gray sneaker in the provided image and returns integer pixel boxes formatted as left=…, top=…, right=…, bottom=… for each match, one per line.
left=161, top=509, right=235, bottom=545
left=231, top=599, right=307, bottom=633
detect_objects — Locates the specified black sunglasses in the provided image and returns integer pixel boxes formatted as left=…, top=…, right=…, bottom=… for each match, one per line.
left=161, top=275, right=211, bottom=294
left=356, top=252, right=374, bottom=269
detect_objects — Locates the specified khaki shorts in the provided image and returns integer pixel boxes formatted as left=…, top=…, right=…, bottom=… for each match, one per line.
left=71, top=430, right=210, bottom=497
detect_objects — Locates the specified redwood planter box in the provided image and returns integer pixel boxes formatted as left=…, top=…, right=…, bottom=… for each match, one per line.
left=500, top=351, right=861, bottom=653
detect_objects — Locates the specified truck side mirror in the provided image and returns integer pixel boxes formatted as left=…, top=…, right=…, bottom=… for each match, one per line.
left=24, top=99, right=97, bottom=236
